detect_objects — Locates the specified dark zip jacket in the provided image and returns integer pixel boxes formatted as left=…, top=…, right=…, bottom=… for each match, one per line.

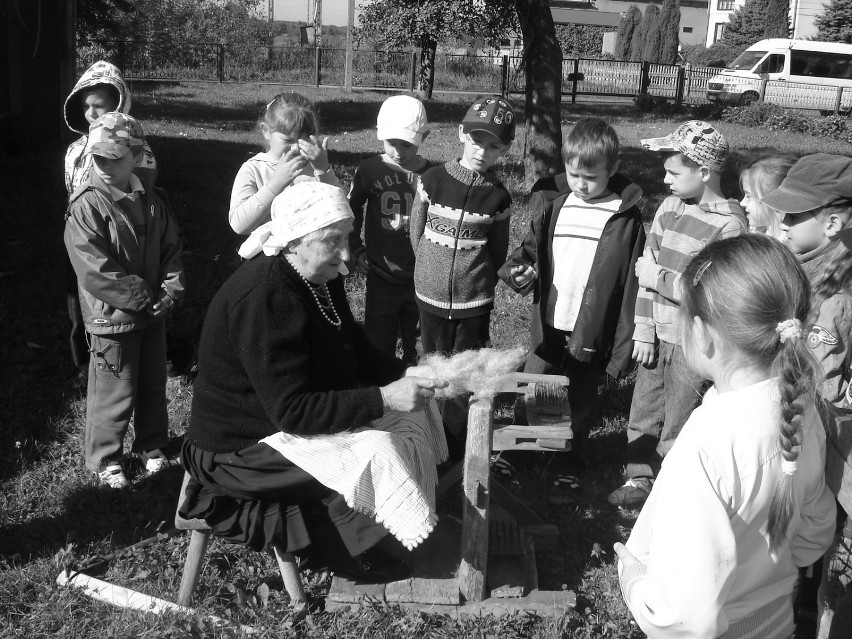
left=499, top=173, right=645, bottom=379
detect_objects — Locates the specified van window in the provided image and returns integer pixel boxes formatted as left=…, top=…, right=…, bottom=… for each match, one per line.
left=729, top=50, right=767, bottom=71
left=790, top=50, right=852, bottom=79
left=755, top=54, right=785, bottom=74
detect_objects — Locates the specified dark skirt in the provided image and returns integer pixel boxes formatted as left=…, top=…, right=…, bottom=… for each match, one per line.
left=179, top=440, right=388, bottom=567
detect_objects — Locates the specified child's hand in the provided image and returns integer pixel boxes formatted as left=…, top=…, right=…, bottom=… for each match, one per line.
left=635, top=248, right=661, bottom=289
left=268, top=146, right=307, bottom=194
left=613, top=542, right=640, bottom=570
left=355, top=253, right=370, bottom=275
left=147, top=294, right=174, bottom=321
left=632, top=341, right=656, bottom=367
left=510, top=264, right=536, bottom=287
left=298, top=135, right=331, bottom=173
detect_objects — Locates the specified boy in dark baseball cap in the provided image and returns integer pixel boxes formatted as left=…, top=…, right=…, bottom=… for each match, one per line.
left=408, top=95, right=515, bottom=459
left=763, top=153, right=852, bottom=638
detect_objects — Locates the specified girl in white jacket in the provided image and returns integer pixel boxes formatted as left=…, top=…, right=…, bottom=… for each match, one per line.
left=616, top=233, right=836, bottom=638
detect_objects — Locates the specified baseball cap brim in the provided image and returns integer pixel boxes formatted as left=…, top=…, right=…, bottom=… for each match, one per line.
left=760, top=177, right=837, bottom=215
left=461, top=122, right=511, bottom=145
left=376, top=126, right=424, bottom=145
left=86, top=141, right=132, bottom=159
left=640, top=134, right=678, bottom=153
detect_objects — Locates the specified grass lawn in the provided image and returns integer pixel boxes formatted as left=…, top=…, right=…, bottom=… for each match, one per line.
left=2, top=83, right=852, bottom=638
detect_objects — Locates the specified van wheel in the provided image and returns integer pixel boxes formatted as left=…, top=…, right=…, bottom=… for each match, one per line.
left=739, top=92, right=759, bottom=107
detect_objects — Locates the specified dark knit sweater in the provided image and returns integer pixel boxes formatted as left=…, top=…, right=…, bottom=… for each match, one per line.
left=347, top=154, right=434, bottom=283
left=187, top=254, right=406, bottom=453
left=409, top=160, right=512, bottom=319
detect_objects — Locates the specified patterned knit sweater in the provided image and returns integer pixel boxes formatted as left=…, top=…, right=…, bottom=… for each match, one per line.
left=634, top=196, right=746, bottom=345
left=409, top=160, right=511, bottom=319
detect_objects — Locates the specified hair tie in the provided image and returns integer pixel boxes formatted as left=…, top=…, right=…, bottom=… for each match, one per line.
left=692, top=260, right=712, bottom=286
left=781, top=459, right=797, bottom=476
left=266, top=97, right=276, bottom=111
left=775, top=319, right=803, bottom=343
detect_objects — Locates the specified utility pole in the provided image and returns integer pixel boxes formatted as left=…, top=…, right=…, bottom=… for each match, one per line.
left=344, top=0, right=355, bottom=90
left=314, top=0, right=322, bottom=47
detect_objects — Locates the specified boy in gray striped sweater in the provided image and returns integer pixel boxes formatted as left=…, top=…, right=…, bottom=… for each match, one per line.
left=608, top=121, right=747, bottom=508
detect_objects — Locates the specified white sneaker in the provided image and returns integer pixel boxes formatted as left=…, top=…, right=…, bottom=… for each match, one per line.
left=98, top=464, right=129, bottom=489
left=141, top=449, right=180, bottom=474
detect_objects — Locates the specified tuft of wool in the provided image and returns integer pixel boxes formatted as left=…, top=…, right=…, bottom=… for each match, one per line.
left=419, top=347, right=526, bottom=399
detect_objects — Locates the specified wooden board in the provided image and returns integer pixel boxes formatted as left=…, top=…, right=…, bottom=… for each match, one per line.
left=488, top=535, right=538, bottom=599
left=326, top=517, right=462, bottom=605
left=326, top=590, right=577, bottom=617
left=493, top=424, right=573, bottom=452
left=458, top=397, right=492, bottom=603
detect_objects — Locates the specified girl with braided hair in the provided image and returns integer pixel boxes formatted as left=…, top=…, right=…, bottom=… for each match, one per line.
left=615, top=233, right=835, bottom=638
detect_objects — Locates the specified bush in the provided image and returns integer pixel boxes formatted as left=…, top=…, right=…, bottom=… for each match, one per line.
left=720, top=102, right=785, bottom=127
left=682, top=42, right=742, bottom=68
left=721, top=103, right=852, bottom=144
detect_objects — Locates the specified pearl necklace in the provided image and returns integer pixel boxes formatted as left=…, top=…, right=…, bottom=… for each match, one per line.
left=287, top=257, right=342, bottom=329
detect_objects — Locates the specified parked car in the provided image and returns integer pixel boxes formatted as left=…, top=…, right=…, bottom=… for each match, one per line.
left=706, top=38, right=852, bottom=108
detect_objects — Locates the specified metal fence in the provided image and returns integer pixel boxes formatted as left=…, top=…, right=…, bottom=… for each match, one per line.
left=78, top=39, right=851, bottom=113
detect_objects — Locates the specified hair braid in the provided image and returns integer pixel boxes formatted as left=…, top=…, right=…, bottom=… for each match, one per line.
left=681, top=233, right=818, bottom=557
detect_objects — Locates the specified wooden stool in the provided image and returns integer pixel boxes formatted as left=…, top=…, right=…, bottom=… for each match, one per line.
left=174, top=471, right=307, bottom=612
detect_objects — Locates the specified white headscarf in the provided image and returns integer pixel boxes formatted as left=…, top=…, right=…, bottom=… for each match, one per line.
left=238, top=182, right=354, bottom=264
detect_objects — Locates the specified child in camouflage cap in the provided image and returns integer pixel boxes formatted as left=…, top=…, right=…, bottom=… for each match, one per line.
left=64, top=112, right=185, bottom=488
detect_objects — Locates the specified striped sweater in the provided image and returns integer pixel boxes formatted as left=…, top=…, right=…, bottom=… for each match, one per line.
left=410, top=160, right=511, bottom=319
left=634, top=196, right=747, bottom=345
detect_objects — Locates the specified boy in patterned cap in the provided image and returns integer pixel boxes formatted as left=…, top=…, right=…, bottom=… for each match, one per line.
left=64, top=112, right=185, bottom=488
left=607, top=120, right=747, bottom=508
left=409, top=95, right=515, bottom=458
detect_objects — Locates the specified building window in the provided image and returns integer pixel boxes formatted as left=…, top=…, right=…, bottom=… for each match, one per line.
left=683, top=27, right=693, bottom=33
left=717, top=0, right=735, bottom=9
left=714, top=23, right=726, bottom=43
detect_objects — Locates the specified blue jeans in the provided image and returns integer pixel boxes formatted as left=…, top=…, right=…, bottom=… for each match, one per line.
left=85, top=322, right=169, bottom=471
left=625, top=339, right=705, bottom=480
left=365, top=271, right=420, bottom=367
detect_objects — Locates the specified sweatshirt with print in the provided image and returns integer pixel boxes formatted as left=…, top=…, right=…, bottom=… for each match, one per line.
left=409, top=160, right=511, bottom=320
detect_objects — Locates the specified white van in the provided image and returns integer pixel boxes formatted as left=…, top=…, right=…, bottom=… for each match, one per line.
left=706, top=38, right=852, bottom=107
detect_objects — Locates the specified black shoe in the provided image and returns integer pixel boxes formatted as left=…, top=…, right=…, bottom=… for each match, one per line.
left=336, top=547, right=411, bottom=584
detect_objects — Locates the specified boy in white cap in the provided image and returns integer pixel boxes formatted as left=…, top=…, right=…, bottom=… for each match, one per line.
left=348, top=95, right=434, bottom=365
left=608, top=120, right=747, bottom=507
left=65, top=112, right=184, bottom=488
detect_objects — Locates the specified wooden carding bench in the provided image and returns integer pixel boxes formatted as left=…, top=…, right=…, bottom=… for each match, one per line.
left=327, top=373, right=575, bottom=614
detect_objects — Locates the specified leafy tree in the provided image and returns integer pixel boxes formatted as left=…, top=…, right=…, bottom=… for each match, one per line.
left=658, top=0, right=681, bottom=65
left=555, top=24, right=613, bottom=58
left=355, top=0, right=516, bottom=99
left=615, top=5, right=642, bottom=60
left=764, top=0, right=790, bottom=37
left=815, top=0, right=852, bottom=43
left=638, top=4, right=661, bottom=62
left=720, top=0, right=770, bottom=50
left=76, top=0, right=135, bottom=42
left=630, top=4, right=656, bottom=62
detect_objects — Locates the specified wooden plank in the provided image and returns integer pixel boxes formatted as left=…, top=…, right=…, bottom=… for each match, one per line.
left=325, top=576, right=386, bottom=603
left=490, top=481, right=559, bottom=551
left=487, top=533, right=539, bottom=599
left=327, top=590, right=577, bottom=617
left=493, top=424, right=573, bottom=452
left=458, top=396, right=493, bottom=603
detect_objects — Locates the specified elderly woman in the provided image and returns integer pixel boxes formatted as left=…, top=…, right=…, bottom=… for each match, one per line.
left=180, top=182, right=442, bottom=582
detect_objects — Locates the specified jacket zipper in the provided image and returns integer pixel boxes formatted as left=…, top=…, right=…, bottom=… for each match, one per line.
left=447, top=181, right=475, bottom=320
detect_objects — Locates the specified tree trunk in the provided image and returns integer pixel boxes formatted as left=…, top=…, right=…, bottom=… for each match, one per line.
left=513, top=0, right=563, bottom=184
left=418, top=36, right=437, bottom=100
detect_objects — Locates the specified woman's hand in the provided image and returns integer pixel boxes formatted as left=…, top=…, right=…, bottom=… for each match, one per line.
left=267, top=146, right=307, bottom=194
left=381, top=376, right=447, bottom=413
